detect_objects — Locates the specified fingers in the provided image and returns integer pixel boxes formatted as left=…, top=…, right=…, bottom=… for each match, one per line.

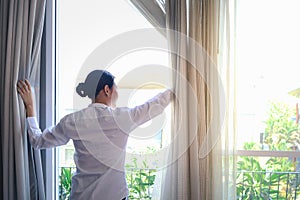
left=17, top=82, right=25, bottom=96
left=17, top=87, right=23, bottom=95
left=24, top=79, right=31, bottom=91
left=17, top=80, right=31, bottom=94
left=20, top=80, right=27, bottom=89
left=17, top=81, right=23, bottom=92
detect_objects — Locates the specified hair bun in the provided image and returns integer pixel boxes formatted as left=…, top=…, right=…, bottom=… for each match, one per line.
left=76, top=82, right=87, bottom=97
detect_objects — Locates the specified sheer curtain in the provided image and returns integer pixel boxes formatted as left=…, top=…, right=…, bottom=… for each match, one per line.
left=0, top=0, right=46, bottom=199
left=161, top=0, right=223, bottom=199
left=127, top=0, right=237, bottom=199
left=218, top=0, right=237, bottom=198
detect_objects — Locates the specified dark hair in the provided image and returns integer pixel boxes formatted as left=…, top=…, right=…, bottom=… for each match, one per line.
left=76, top=70, right=115, bottom=99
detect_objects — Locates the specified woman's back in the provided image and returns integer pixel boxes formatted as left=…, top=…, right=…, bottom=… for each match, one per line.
left=64, top=103, right=130, bottom=174
left=63, top=103, right=130, bottom=199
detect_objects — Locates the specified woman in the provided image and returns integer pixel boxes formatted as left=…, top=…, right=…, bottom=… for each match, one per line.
left=17, top=70, right=172, bottom=200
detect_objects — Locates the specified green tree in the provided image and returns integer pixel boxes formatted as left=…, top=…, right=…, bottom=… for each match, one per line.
left=264, top=101, right=300, bottom=151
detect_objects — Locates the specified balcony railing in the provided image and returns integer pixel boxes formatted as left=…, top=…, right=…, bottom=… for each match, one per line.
left=59, top=167, right=300, bottom=200
left=237, top=171, right=300, bottom=200
left=58, top=167, right=157, bottom=200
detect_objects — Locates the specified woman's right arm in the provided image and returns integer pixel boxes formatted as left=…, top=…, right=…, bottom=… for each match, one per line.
left=18, top=80, right=70, bottom=149
left=27, top=117, right=70, bottom=149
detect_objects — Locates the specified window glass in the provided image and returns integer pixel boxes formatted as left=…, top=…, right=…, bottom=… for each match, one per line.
left=236, top=0, right=300, bottom=152
left=236, top=2, right=300, bottom=197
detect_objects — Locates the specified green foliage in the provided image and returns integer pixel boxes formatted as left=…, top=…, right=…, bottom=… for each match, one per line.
left=59, top=167, right=73, bottom=200
left=236, top=142, right=267, bottom=199
left=263, top=101, right=299, bottom=173
left=264, top=101, right=300, bottom=150
left=236, top=154, right=297, bottom=199
left=237, top=101, right=300, bottom=199
left=58, top=164, right=157, bottom=200
left=125, top=147, right=158, bottom=199
left=243, top=142, right=261, bottom=151
left=126, top=159, right=156, bottom=200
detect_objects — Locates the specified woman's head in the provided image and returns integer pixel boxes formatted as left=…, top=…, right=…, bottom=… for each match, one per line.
left=76, top=70, right=118, bottom=107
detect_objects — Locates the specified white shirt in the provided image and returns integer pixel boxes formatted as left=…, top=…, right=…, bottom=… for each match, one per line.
left=27, top=90, right=172, bottom=200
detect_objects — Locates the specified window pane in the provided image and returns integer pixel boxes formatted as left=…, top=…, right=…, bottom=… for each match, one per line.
left=236, top=0, right=300, bottom=152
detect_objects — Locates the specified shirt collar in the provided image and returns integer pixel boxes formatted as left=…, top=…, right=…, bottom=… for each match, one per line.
left=88, top=103, right=108, bottom=108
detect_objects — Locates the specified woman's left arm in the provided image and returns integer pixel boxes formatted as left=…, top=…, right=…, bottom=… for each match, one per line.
left=127, top=89, right=173, bottom=130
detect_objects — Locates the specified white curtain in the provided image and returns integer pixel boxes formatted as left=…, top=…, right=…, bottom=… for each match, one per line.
left=218, top=0, right=237, bottom=198
left=127, top=0, right=237, bottom=199
left=0, top=0, right=46, bottom=199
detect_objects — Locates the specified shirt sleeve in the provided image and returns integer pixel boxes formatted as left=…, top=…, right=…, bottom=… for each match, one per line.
left=115, top=89, right=173, bottom=133
left=27, top=117, right=70, bottom=149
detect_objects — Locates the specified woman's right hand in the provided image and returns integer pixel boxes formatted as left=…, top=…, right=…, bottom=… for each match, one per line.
left=17, top=79, right=35, bottom=117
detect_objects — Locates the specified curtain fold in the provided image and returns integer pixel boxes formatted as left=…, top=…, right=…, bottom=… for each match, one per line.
left=162, top=0, right=237, bottom=199
left=188, top=1, right=223, bottom=199
left=218, top=0, right=237, bottom=198
left=0, top=0, right=46, bottom=199
left=163, top=1, right=193, bottom=199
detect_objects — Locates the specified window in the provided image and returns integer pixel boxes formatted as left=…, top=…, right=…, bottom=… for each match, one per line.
left=55, top=1, right=171, bottom=199
left=236, top=0, right=300, bottom=198
left=237, top=0, right=300, bottom=152
left=41, top=0, right=56, bottom=199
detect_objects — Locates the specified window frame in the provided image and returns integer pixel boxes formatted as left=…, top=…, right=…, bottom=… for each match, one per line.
left=237, top=150, right=300, bottom=158
left=40, top=0, right=57, bottom=199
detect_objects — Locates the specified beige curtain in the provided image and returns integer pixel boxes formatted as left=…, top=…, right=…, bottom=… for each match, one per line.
left=187, top=0, right=222, bottom=199
left=160, top=0, right=237, bottom=199
left=0, top=0, right=46, bottom=199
